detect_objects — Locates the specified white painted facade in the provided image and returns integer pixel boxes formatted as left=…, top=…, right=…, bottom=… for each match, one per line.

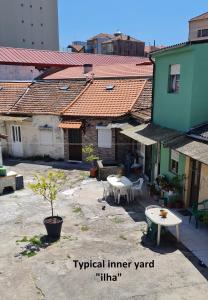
left=0, top=0, right=59, bottom=50
left=1, top=115, right=64, bottom=159
left=0, top=65, right=42, bottom=81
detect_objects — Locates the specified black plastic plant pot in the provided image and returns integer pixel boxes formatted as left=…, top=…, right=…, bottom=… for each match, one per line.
left=43, top=216, right=63, bottom=239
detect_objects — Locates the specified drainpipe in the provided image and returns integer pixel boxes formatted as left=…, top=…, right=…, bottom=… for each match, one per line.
left=149, top=55, right=155, bottom=122
left=149, top=55, right=160, bottom=178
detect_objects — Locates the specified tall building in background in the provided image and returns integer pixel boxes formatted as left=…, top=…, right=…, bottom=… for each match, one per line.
left=189, top=12, right=208, bottom=42
left=0, top=0, right=59, bottom=50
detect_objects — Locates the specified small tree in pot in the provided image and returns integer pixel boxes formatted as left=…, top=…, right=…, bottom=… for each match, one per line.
left=82, top=144, right=99, bottom=177
left=28, top=171, right=66, bottom=239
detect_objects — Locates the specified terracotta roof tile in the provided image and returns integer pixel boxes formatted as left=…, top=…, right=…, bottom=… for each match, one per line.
left=63, top=78, right=152, bottom=118
left=10, top=80, right=86, bottom=115
left=0, top=82, right=30, bottom=113
left=44, top=63, right=153, bottom=80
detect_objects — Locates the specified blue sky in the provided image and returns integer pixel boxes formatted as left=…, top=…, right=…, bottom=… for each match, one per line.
left=58, top=0, right=208, bottom=49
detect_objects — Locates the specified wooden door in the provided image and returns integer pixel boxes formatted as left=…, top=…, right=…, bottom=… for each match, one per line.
left=189, top=159, right=201, bottom=207
left=68, top=129, right=82, bottom=161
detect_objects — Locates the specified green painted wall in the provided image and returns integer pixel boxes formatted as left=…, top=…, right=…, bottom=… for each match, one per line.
left=152, top=43, right=208, bottom=132
left=190, top=44, right=208, bottom=127
left=160, top=144, right=186, bottom=180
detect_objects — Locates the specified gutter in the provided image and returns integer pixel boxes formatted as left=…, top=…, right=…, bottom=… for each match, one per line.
left=149, top=55, right=155, bottom=123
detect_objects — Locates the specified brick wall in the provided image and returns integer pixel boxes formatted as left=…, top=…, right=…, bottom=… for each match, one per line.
left=63, top=119, right=117, bottom=161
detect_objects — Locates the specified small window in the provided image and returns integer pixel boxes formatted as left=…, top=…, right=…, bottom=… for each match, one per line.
left=21, top=3, right=24, bottom=7
left=40, top=6, right=43, bottom=10
left=168, top=64, right=180, bottom=93
left=97, top=128, right=112, bottom=148
left=106, top=84, right=115, bottom=91
left=32, top=42, right=34, bottom=45
left=30, top=4, right=32, bottom=8
left=31, top=23, right=34, bottom=27
left=21, top=20, right=24, bottom=23
left=41, top=23, right=43, bottom=27
left=170, top=150, right=179, bottom=174
left=22, top=38, right=26, bottom=42
left=59, top=86, right=70, bottom=91
left=41, top=41, right=44, bottom=45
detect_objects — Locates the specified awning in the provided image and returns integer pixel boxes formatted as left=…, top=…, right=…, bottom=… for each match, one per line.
left=0, top=116, right=32, bottom=122
left=164, top=135, right=208, bottom=165
left=58, top=121, right=82, bottom=129
left=96, top=122, right=132, bottom=130
left=121, top=123, right=180, bottom=146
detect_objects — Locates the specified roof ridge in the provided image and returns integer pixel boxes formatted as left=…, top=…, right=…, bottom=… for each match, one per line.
left=129, top=79, right=148, bottom=112
left=61, top=81, right=91, bottom=115
left=8, top=82, right=33, bottom=113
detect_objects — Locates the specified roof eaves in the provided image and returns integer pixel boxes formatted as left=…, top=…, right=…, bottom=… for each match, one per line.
left=150, top=42, right=189, bottom=56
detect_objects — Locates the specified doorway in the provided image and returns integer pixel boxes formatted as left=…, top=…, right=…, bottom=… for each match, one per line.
left=189, top=159, right=201, bottom=207
left=68, top=129, right=82, bottom=161
left=11, top=125, right=23, bottom=157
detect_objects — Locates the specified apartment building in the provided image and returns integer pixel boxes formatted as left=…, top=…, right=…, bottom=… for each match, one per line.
left=0, top=0, right=59, bottom=50
left=189, top=12, right=208, bottom=42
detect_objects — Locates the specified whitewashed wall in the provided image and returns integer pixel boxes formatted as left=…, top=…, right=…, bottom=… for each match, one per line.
left=5, top=115, right=64, bottom=160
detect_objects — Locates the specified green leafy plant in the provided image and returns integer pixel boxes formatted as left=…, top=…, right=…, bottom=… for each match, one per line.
left=82, top=144, right=99, bottom=164
left=28, top=171, right=66, bottom=217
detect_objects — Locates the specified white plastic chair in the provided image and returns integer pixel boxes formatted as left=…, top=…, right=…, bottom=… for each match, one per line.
left=116, top=187, right=130, bottom=205
left=131, top=178, right=144, bottom=201
left=101, top=181, right=111, bottom=201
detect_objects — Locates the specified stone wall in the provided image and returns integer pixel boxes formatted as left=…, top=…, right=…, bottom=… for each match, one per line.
left=116, top=130, right=133, bottom=163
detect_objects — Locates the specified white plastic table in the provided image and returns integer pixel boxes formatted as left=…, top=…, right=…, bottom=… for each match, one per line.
left=107, top=176, right=133, bottom=203
left=107, top=175, right=133, bottom=188
left=145, top=207, right=182, bottom=246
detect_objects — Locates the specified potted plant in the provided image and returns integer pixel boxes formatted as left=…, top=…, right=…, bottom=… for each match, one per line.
left=28, top=171, right=66, bottom=239
left=82, top=144, right=99, bottom=178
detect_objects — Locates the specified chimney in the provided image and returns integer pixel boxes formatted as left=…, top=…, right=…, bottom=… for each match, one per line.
left=83, top=64, right=93, bottom=74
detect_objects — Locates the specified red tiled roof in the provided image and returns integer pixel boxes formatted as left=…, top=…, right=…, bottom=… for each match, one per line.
left=88, top=33, right=114, bottom=40
left=68, top=45, right=85, bottom=53
left=0, top=82, right=30, bottom=113
left=44, top=63, right=153, bottom=80
left=10, top=80, right=87, bottom=115
left=102, top=35, right=143, bottom=44
left=62, top=78, right=152, bottom=118
left=0, top=46, right=149, bottom=68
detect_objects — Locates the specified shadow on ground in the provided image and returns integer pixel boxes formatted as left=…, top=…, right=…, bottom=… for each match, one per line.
left=4, top=158, right=90, bottom=171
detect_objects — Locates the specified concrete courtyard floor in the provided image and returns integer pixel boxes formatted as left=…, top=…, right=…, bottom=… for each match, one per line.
left=0, top=161, right=208, bottom=300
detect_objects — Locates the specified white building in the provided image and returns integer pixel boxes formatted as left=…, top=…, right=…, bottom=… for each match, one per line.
left=0, top=0, right=59, bottom=50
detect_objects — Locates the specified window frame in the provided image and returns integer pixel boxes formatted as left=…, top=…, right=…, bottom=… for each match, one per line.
left=169, top=149, right=179, bottom=175
left=168, top=64, right=181, bottom=94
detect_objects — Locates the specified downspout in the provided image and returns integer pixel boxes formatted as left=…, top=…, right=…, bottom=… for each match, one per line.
left=149, top=55, right=160, bottom=178
left=149, top=55, right=155, bottom=122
